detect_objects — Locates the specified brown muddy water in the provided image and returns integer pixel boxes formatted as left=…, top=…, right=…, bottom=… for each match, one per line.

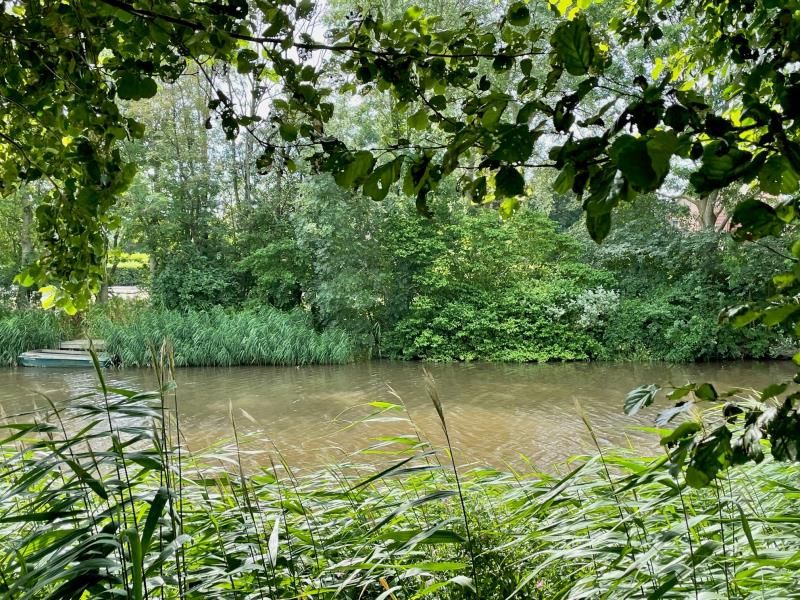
left=0, top=361, right=794, bottom=471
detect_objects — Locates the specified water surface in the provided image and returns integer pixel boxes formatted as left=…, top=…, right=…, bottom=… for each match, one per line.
left=0, top=361, right=793, bottom=470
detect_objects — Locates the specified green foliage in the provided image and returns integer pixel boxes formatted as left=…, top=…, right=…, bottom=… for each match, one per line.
left=2, top=377, right=800, bottom=598
left=91, top=306, right=355, bottom=367
left=629, top=374, right=800, bottom=487
left=292, top=176, right=391, bottom=339
left=590, top=199, right=788, bottom=362
left=2, top=0, right=797, bottom=312
left=0, top=310, right=62, bottom=366
left=236, top=214, right=308, bottom=310
left=151, top=247, right=237, bottom=310
left=383, top=206, right=610, bottom=361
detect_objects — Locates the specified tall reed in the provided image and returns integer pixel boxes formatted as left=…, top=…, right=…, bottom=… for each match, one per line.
left=0, top=310, right=62, bottom=366
left=0, top=370, right=798, bottom=598
left=91, top=306, right=356, bottom=367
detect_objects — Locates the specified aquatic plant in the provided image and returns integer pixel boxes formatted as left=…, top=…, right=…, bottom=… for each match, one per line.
left=0, top=363, right=798, bottom=598
left=0, top=310, right=62, bottom=366
left=91, top=306, right=356, bottom=367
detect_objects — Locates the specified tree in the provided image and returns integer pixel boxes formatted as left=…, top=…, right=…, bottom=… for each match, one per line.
left=0, top=0, right=794, bottom=301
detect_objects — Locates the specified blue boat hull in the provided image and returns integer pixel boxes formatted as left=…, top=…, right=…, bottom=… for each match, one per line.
left=18, top=350, right=112, bottom=368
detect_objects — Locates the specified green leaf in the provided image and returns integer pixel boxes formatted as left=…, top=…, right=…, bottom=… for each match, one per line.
left=507, top=2, right=530, bottom=26
left=490, top=124, right=534, bottom=163
left=773, top=272, right=795, bottom=289
left=686, top=426, right=733, bottom=488
left=141, top=487, right=169, bottom=554
left=499, top=197, right=520, bottom=218
left=624, top=384, right=660, bottom=415
left=550, top=15, right=595, bottom=76
left=690, top=142, right=758, bottom=194
left=731, top=199, right=783, bottom=241
left=236, top=48, right=259, bottom=73
left=333, top=151, right=375, bottom=189
left=737, top=506, right=760, bottom=558
left=586, top=211, right=611, bottom=243
left=766, top=399, right=800, bottom=461
left=611, top=134, right=673, bottom=192
left=126, top=528, right=144, bottom=600
left=668, top=384, right=696, bottom=401
left=694, top=383, right=718, bottom=401
left=495, top=166, right=524, bottom=198
left=408, top=110, right=429, bottom=131
left=116, top=73, right=158, bottom=100
left=482, top=98, right=508, bottom=130
left=279, top=122, right=298, bottom=141
left=760, top=382, right=788, bottom=401
left=762, top=303, right=800, bottom=326
left=379, top=528, right=466, bottom=546
left=350, top=452, right=434, bottom=490
left=759, top=155, right=800, bottom=195
left=15, top=271, right=36, bottom=287
left=64, top=458, right=108, bottom=500
left=645, top=130, right=677, bottom=182
left=363, top=157, right=404, bottom=201
left=660, top=421, right=701, bottom=446
left=553, top=164, right=576, bottom=194
left=664, top=104, right=691, bottom=132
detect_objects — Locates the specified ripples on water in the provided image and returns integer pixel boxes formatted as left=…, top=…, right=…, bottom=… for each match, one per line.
left=0, top=361, right=794, bottom=471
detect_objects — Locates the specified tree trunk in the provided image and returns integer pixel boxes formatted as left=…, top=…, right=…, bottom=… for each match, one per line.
left=16, top=194, right=33, bottom=308
left=97, top=231, right=120, bottom=304
left=700, top=190, right=720, bottom=230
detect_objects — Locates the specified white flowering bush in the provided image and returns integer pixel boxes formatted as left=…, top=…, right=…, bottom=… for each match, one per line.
left=571, top=287, right=620, bottom=330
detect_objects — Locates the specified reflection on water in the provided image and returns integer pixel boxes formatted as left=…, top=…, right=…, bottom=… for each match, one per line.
left=0, top=361, right=794, bottom=470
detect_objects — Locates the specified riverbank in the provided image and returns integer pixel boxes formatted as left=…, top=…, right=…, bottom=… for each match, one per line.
left=0, top=306, right=356, bottom=367
left=1, top=375, right=798, bottom=598
left=0, top=303, right=794, bottom=368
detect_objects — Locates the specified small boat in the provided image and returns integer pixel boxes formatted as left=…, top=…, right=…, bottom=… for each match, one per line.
left=18, top=349, right=112, bottom=368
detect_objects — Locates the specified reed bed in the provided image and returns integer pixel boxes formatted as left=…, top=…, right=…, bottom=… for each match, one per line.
left=92, top=306, right=356, bottom=366
left=0, top=310, right=61, bottom=366
left=0, top=364, right=798, bottom=598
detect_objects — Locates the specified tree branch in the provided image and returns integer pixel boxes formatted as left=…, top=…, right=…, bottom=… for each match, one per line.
left=97, top=0, right=548, bottom=60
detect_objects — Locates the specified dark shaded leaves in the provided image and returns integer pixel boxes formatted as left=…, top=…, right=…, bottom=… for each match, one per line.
left=685, top=426, right=732, bottom=488
left=495, top=166, right=524, bottom=198
left=550, top=16, right=595, bottom=76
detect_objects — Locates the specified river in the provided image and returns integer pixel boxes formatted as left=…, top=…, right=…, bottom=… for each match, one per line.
left=0, top=361, right=794, bottom=470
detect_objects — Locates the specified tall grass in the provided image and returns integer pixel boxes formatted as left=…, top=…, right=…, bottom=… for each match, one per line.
left=91, top=306, right=356, bottom=366
left=0, top=366, right=798, bottom=598
left=0, top=310, right=62, bottom=366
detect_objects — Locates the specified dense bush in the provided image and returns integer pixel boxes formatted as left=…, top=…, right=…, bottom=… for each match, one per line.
left=2, top=194, right=789, bottom=366
left=588, top=200, right=790, bottom=362
left=599, top=293, right=783, bottom=362
left=91, top=305, right=356, bottom=366
left=387, top=277, right=605, bottom=361
left=151, top=247, right=237, bottom=310
left=383, top=207, right=613, bottom=361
